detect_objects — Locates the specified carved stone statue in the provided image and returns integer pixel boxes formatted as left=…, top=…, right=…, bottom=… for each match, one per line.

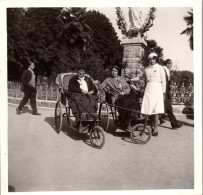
left=116, top=7, right=156, bottom=38
left=128, top=7, right=143, bottom=29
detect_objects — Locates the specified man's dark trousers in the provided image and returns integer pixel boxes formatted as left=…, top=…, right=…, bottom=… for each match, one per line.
left=18, top=88, right=37, bottom=113
left=163, top=68, right=179, bottom=127
left=164, top=97, right=178, bottom=126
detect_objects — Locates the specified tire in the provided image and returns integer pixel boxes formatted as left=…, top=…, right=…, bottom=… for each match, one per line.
left=55, top=100, right=63, bottom=133
left=130, top=124, right=151, bottom=144
left=89, top=126, right=105, bottom=149
left=98, top=103, right=110, bottom=132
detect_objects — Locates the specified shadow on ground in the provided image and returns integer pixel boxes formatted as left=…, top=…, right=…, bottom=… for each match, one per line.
left=105, top=119, right=134, bottom=143
left=161, top=118, right=194, bottom=128
left=8, top=185, right=15, bottom=192
left=15, top=106, right=33, bottom=115
left=177, top=119, right=194, bottom=127
left=44, top=116, right=90, bottom=142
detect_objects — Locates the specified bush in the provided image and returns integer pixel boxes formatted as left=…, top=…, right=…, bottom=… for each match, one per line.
left=171, top=70, right=193, bottom=88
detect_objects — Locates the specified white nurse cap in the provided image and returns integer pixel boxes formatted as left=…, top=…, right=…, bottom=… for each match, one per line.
left=148, top=53, right=158, bottom=59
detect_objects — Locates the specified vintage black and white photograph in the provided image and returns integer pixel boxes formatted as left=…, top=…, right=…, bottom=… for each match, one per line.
left=0, top=0, right=202, bottom=194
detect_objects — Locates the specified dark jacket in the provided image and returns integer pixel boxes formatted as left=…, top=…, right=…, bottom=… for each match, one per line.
left=21, top=69, right=36, bottom=91
left=163, top=68, right=171, bottom=99
left=68, top=75, right=96, bottom=93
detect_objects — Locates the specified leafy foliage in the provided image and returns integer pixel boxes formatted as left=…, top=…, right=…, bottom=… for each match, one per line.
left=58, top=7, right=93, bottom=64
left=116, top=7, right=128, bottom=36
left=171, top=70, right=193, bottom=88
left=140, top=39, right=164, bottom=67
left=7, top=8, right=63, bottom=80
left=116, top=7, right=156, bottom=38
left=83, top=10, right=123, bottom=70
left=181, top=9, right=193, bottom=50
left=7, top=8, right=28, bottom=80
left=7, top=8, right=123, bottom=82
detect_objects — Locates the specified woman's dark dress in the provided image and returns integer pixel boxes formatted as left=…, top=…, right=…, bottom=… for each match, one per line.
left=115, top=87, right=141, bottom=127
left=100, top=76, right=140, bottom=127
left=68, top=75, right=98, bottom=121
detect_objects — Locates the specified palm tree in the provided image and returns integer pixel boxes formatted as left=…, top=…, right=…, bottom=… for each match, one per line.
left=58, top=7, right=92, bottom=65
left=181, top=9, right=193, bottom=50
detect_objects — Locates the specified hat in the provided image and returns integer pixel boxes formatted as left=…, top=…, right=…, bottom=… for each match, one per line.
left=110, top=65, right=120, bottom=72
left=76, top=65, right=86, bottom=72
left=148, top=53, right=158, bottom=59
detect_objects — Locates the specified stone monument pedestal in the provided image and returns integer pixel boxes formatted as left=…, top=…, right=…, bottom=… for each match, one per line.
left=121, top=37, right=147, bottom=79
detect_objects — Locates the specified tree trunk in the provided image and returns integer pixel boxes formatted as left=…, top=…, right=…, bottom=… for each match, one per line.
left=71, top=45, right=81, bottom=67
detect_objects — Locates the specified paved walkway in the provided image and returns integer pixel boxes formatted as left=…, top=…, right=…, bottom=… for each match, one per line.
left=8, top=104, right=194, bottom=191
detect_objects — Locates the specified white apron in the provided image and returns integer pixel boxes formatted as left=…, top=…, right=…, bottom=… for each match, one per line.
left=141, top=81, right=164, bottom=115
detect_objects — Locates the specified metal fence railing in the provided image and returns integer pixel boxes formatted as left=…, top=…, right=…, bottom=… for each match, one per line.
left=8, top=81, right=194, bottom=106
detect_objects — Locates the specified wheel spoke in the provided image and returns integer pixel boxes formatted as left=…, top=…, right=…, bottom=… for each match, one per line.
left=131, top=124, right=151, bottom=144
left=96, top=130, right=100, bottom=139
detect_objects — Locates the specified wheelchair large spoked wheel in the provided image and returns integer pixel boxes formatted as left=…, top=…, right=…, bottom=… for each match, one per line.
left=98, top=103, right=110, bottom=132
left=89, top=126, right=105, bottom=149
left=55, top=100, right=63, bottom=133
left=130, top=124, right=151, bottom=144
left=66, top=106, right=74, bottom=127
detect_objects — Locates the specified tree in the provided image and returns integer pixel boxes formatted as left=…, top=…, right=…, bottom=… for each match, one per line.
left=83, top=10, right=123, bottom=70
left=23, top=8, right=62, bottom=76
left=7, top=8, right=27, bottom=80
left=7, top=8, right=123, bottom=82
left=7, top=8, right=63, bottom=80
left=171, top=70, right=193, bottom=88
left=181, top=9, right=193, bottom=50
left=141, top=39, right=164, bottom=67
left=57, top=9, right=123, bottom=80
left=58, top=7, right=93, bottom=66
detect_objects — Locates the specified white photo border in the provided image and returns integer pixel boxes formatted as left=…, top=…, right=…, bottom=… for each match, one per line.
left=0, top=0, right=202, bottom=195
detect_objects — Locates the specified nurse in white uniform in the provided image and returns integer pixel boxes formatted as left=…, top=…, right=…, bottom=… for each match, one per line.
left=141, top=53, right=166, bottom=136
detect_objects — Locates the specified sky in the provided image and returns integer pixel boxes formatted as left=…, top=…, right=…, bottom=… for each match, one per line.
left=87, top=7, right=193, bottom=72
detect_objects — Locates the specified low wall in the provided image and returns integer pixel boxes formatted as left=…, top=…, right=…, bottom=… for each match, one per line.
left=8, top=97, right=194, bottom=117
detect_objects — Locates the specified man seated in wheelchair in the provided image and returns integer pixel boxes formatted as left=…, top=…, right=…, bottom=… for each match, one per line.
left=68, top=65, right=98, bottom=128
left=99, top=66, right=141, bottom=128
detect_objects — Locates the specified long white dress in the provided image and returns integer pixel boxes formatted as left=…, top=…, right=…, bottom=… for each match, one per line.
left=141, top=63, right=166, bottom=115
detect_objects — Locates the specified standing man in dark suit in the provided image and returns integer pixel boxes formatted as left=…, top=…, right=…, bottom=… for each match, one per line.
left=16, top=61, right=41, bottom=115
left=160, top=59, right=182, bottom=129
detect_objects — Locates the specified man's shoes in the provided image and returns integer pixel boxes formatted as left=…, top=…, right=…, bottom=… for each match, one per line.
left=171, top=123, right=183, bottom=130
left=33, top=112, right=41, bottom=115
left=16, top=108, right=21, bottom=114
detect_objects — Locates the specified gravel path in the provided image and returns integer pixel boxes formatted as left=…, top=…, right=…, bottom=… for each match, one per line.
left=8, top=104, right=194, bottom=191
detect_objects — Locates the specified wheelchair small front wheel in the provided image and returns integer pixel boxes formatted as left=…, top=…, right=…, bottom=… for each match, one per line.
left=89, top=126, right=105, bottom=149
left=130, top=124, right=151, bottom=144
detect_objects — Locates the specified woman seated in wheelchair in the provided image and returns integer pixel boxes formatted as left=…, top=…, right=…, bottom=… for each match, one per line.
left=68, top=65, right=98, bottom=128
left=99, top=65, right=141, bottom=128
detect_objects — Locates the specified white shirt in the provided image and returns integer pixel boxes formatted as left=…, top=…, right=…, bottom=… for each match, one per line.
left=77, top=77, right=88, bottom=92
left=163, top=66, right=170, bottom=81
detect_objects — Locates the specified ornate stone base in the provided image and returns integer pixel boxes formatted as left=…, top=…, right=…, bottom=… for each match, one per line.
left=121, top=37, right=147, bottom=79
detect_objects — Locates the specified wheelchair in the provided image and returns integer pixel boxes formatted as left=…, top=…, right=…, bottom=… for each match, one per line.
left=98, top=86, right=152, bottom=145
left=55, top=72, right=105, bottom=149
